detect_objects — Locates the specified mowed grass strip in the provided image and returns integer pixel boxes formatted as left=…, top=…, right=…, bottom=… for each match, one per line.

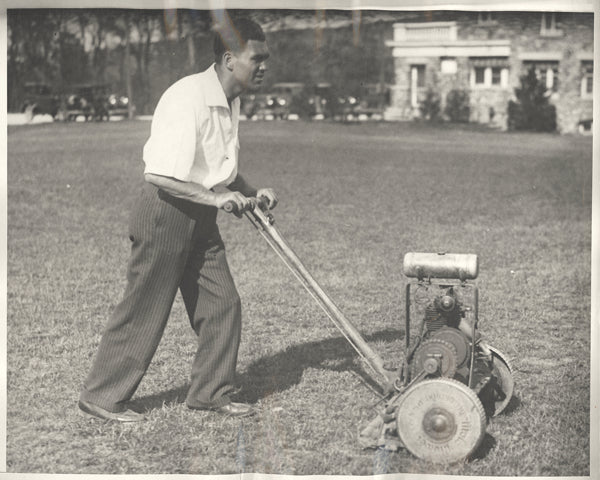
left=6, top=120, right=591, bottom=475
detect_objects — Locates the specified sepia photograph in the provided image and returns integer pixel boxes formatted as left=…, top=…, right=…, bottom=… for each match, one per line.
left=3, top=0, right=596, bottom=476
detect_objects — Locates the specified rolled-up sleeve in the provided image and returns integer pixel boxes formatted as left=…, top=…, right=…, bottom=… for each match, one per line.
left=143, top=87, right=198, bottom=182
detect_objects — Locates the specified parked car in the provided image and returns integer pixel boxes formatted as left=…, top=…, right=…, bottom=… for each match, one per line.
left=64, top=84, right=131, bottom=121
left=240, top=92, right=270, bottom=119
left=20, top=82, right=61, bottom=118
left=351, top=83, right=390, bottom=118
left=241, top=83, right=308, bottom=120
left=65, top=84, right=105, bottom=121
left=265, top=82, right=306, bottom=119
left=333, top=94, right=358, bottom=119
left=106, top=92, right=131, bottom=117
left=307, top=83, right=348, bottom=119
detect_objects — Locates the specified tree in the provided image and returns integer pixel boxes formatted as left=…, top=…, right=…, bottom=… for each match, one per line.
left=420, top=88, right=441, bottom=121
left=444, top=89, right=470, bottom=123
left=111, top=10, right=138, bottom=119
left=128, top=12, right=157, bottom=115
left=78, top=10, right=116, bottom=85
left=7, top=10, right=66, bottom=110
left=507, top=67, right=556, bottom=132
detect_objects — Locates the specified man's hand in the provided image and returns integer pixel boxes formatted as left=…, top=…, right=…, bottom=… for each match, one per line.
left=256, top=188, right=278, bottom=210
left=215, top=191, right=255, bottom=215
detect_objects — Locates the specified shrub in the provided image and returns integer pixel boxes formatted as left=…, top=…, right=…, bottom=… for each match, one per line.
left=419, top=88, right=441, bottom=121
left=445, top=89, right=470, bottom=123
left=507, top=67, right=557, bottom=132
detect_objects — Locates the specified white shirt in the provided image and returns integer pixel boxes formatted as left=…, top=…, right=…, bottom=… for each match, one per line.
left=143, top=64, right=240, bottom=190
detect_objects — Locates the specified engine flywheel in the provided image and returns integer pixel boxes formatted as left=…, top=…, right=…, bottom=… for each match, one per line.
left=411, top=338, right=458, bottom=379
left=430, top=327, right=471, bottom=368
left=395, top=378, right=486, bottom=463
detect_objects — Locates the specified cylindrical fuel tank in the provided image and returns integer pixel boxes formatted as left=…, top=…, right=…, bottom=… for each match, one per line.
left=403, top=252, right=478, bottom=280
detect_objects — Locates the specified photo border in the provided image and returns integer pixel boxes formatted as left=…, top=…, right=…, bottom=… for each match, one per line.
left=1, top=1, right=597, bottom=479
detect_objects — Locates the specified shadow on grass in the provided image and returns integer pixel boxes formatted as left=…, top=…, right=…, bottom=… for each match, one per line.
left=131, top=385, right=190, bottom=412
left=502, top=394, right=521, bottom=415
left=472, top=433, right=497, bottom=461
left=471, top=395, right=520, bottom=461
left=132, top=328, right=402, bottom=411
left=237, top=328, right=403, bottom=403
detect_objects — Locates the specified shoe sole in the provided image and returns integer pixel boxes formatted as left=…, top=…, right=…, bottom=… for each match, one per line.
left=221, top=410, right=256, bottom=418
left=78, top=401, right=145, bottom=423
left=187, top=405, right=256, bottom=418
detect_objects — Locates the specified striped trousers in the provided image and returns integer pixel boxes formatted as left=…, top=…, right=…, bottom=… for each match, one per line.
left=80, top=183, right=241, bottom=412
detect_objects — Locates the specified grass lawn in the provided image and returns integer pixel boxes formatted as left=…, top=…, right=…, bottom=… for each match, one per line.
left=6, top=120, right=592, bottom=475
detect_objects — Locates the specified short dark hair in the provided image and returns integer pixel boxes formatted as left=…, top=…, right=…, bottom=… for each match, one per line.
left=213, top=16, right=266, bottom=63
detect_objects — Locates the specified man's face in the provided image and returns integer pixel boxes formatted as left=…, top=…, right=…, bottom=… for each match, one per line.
left=231, top=40, right=270, bottom=91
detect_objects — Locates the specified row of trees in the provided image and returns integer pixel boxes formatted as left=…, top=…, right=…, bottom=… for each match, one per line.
left=8, top=9, right=396, bottom=116
left=8, top=9, right=217, bottom=115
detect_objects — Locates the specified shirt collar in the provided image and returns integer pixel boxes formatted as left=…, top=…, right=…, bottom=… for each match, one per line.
left=204, top=63, right=231, bottom=109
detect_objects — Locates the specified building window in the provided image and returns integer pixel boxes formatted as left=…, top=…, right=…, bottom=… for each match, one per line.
left=470, top=58, right=509, bottom=89
left=581, top=61, right=593, bottom=98
left=491, top=67, right=502, bottom=85
left=541, top=12, right=563, bottom=37
left=474, top=67, right=486, bottom=84
left=523, top=61, right=559, bottom=93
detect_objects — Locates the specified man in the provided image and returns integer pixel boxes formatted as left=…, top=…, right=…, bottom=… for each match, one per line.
left=79, top=16, right=276, bottom=421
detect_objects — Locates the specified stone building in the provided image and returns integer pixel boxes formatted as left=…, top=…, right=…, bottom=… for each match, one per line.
left=384, top=11, right=594, bottom=133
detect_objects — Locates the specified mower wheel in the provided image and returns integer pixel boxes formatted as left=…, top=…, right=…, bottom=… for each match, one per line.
left=488, top=345, right=514, bottom=416
left=395, top=378, right=486, bottom=463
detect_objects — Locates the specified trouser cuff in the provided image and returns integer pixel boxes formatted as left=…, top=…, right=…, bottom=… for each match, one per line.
left=79, top=390, right=129, bottom=413
left=187, top=395, right=231, bottom=410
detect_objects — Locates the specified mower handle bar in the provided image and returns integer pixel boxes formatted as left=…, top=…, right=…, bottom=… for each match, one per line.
left=236, top=200, right=395, bottom=393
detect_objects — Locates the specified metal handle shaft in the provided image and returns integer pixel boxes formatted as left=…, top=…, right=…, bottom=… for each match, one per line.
left=246, top=207, right=394, bottom=392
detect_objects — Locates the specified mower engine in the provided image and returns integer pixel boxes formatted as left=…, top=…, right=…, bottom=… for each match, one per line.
left=360, top=252, right=514, bottom=463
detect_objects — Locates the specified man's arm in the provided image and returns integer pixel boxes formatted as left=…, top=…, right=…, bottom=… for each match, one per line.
left=227, top=173, right=257, bottom=198
left=228, top=173, right=278, bottom=209
left=144, top=173, right=254, bottom=212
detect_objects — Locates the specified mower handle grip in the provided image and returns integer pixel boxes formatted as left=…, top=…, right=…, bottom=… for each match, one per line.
left=223, top=201, right=239, bottom=214
left=223, top=196, right=269, bottom=214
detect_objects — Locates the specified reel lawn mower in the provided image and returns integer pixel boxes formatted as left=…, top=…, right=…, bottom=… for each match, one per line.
left=226, top=200, right=514, bottom=464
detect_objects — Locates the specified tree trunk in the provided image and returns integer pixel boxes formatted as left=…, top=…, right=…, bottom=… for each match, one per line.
left=187, top=30, right=196, bottom=73
left=138, top=17, right=150, bottom=115
left=182, top=11, right=196, bottom=73
left=131, top=13, right=153, bottom=115
left=123, top=16, right=134, bottom=119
